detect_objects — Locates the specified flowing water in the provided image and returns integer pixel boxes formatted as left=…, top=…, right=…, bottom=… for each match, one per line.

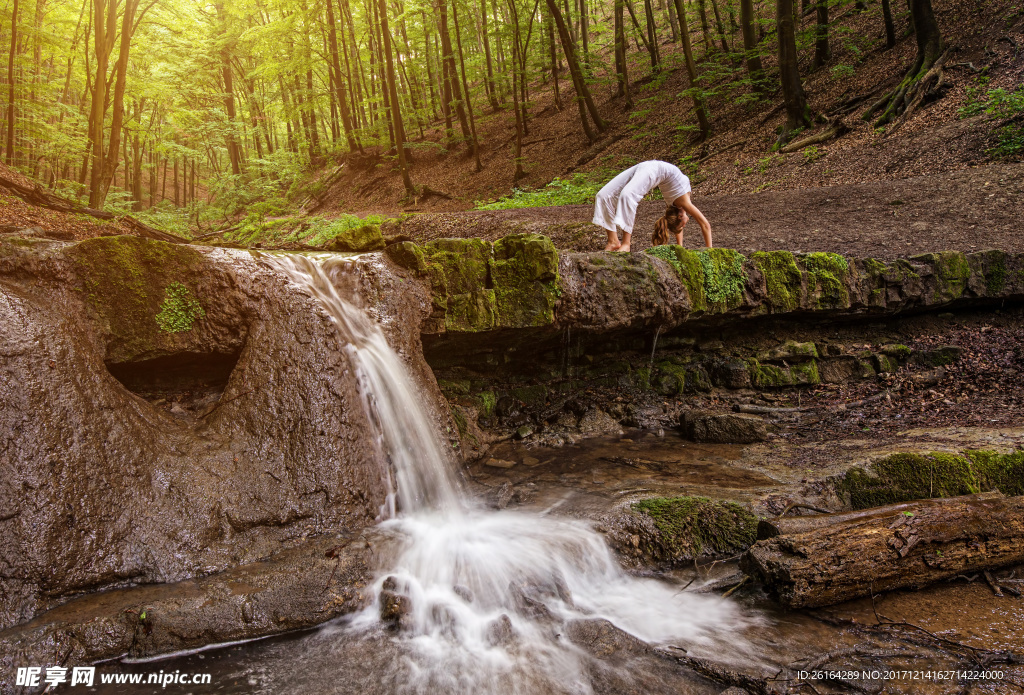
left=232, top=256, right=761, bottom=692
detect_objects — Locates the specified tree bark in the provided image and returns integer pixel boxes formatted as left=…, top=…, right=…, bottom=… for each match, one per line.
left=812, top=0, right=831, bottom=70
left=546, top=0, right=606, bottom=138
left=881, top=0, right=896, bottom=48
left=614, top=0, right=632, bottom=108
left=452, top=0, right=482, bottom=169
left=5, top=0, right=19, bottom=165
left=673, top=0, right=711, bottom=139
left=376, top=0, right=415, bottom=196
left=548, top=10, right=563, bottom=111
left=480, top=0, right=500, bottom=110
left=776, top=0, right=811, bottom=143
left=739, top=0, right=765, bottom=91
left=642, top=0, right=660, bottom=71
left=741, top=492, right=1024, bottom=609
left=708, top=0, right=731, bottom=54
left=436, top=0, right=472, bottom=144
left=325, top=0, right=361, bottom=152
left=696, top=0, right=712, bottom=54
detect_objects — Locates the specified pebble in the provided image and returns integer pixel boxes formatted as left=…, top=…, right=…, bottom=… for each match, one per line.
left=522, top=456, right=541, bottom=467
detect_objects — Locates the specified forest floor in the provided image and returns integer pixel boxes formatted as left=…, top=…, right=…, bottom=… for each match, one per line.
left=306, top=0, right=1023, bottom=223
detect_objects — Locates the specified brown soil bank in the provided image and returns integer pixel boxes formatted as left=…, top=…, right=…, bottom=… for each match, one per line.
left=398, top=163, right=1024, bottom=258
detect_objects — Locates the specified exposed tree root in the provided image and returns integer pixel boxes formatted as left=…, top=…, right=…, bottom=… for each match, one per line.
left=780, top=118, right=851, bottom=153
left=864, top=47, right=953, bottom=129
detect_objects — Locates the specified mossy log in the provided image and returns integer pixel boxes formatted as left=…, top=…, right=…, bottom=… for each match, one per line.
left=740, top=492, right=1024, bottom=609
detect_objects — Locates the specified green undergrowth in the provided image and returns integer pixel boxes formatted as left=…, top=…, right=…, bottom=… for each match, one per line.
left=838, top=450, right=1024, bottom=509
left=475, top=174, right=604, bottom=210
left=631, top=496, right=759, bottom=561
left=960, top=79, right=1024, bottom=158
left=224, top=212, right=389, bottom=251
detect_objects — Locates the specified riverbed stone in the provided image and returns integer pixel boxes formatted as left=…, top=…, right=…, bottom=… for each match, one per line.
left=680, top=412, right=772, bottom=444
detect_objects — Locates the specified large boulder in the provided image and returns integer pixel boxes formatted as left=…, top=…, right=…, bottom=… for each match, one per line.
left=0, top=235, right=441, bottom=631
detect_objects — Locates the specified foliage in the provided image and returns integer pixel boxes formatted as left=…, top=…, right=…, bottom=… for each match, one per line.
left=476, top=174, right=604, bottom=209
left=155, top=282, right=205, bottom=333
left=959, top=80, right=1024, bottom=159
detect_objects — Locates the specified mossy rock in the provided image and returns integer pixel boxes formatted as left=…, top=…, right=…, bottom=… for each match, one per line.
left=324, top=224, right=386, bottom=252
left=656, top=361, right=687, bottom=395
left=836, top=450, right=1024, bottom=509
left=490, top=233, right=559, bottom=328
left=645, top=246, right=745, bottom=313
left=911, top=251, right=971, bottom=301
left=388, top=234, right=559, bottom=333
left=67, top=236, right=207, bottom=363
left=630, top=496, right=759, bottom=562
left=758, top=340, right=818, bottom=363
left=751, top=250, right=802, bottom=312
left=802, top=252, right=850, bottom=309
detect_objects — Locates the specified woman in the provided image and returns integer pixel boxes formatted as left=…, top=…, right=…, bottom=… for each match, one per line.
left=592, top=160, right=713, bottom=252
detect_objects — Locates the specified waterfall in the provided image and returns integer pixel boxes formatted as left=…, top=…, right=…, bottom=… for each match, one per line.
left=269, top=255, right=757, bottom=694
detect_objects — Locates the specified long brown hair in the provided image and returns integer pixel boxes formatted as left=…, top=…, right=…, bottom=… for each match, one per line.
left=652, top=206, right=683, bottom=246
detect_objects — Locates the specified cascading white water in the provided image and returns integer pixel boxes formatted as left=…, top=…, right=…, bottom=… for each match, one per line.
left=270, top=254, right=758, bottom=694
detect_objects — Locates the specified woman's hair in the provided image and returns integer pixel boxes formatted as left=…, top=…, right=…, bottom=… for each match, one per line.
left=653, top=206, right=683, bottom=246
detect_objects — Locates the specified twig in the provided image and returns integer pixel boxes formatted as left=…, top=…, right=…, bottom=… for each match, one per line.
left=777, top=502, right=831, bottom=518
left=722, top=576, right=748, bottom=598
left=984, top=570, right=1004, bottom=597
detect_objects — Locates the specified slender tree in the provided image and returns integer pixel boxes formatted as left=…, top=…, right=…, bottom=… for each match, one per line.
left=776, top=0, right=811, bottom=144
left=739, top=0, right=765, bottom=91
left=546, top=0, right=606, bottom=140
left=673, top=0, right=710, bottom=139
left=452, top=0, right=482, bottom=169
left=881, top=0, right=896, bottom=48
left=5, top=0, right=19, bottom=165
left=376, top=0, right=414, bottom=195
left=812, top=0, right=831, bottom=70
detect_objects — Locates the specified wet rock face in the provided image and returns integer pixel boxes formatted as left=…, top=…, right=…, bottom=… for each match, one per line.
left=680, top=412, right=772, bottom=444
left=0, top=237, right=435, bottom=631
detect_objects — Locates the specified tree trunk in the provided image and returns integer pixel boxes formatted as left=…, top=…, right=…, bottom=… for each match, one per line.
left=739, top=0, right=764, bottom=91
left=776, top=0, right=811, bottom=143
left=708, top=0, right=730, bottom=53
left=696, top=0, right=712, bottom=54
left=548, top=11, right=563, bottom=111
left=376, top=0, right=414, bottom=196
left=812, top=0, right=831, bottom=70
left=741, top=492, right=1024, bottom=609
left=5, top=0, right=19, bottom=165
left=452, top=0, right=482, bottom=169
left=579, top=0, right=589, bottom=62
left=546, top=0, right=606, bottom=138
left=614, top=0, right=632, bottom=108
left=866, top=0, right=944, bottom=126
left=90, top=0, right=139, bottom=209
left=480, top=0, right=500, bottom=110
left=436, top=0, right=472, bottom=144
left=881, top=0, right=896, bottom=48
left=642, top=0, right=660, bottom=71
left=326, top=0, right=360, bottom=152
left=508, top=9, right=526, bottom=181
left=673, top=0, right=711, bottom=139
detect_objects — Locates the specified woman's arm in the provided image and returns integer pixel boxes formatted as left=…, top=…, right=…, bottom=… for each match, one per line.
left=678, top=193, right=713, bottom=248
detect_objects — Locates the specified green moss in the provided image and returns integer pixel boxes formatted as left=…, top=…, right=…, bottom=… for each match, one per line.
left=674, top=248, right=707, bottom=311
left=912, top=251, right=971, bottom=300
left=751, top=250, right=802, bottom=311
left=967, top=450, right=1024, bottom=496
left=631, top=496, right=758, bottom=561
left=394, top=234, right=558, bottom=333
left=635, top=367, right=651, bottom=390
left=656, top=361, right=687, bottom=395
left=155, top=282, right=205, bottom=333
left=477, top=391, right=497, bottom=417
left=490, top=233, right=559, bottom=328
left=803, top=252, right=850, bottom=309
left=840, top=449, right=1024, bottom=509
left=747, top=358, right=792, bottom=388
left=698, top=248, right=746, bottom=310
left=839, top=452, right=979, bottom=509
left=790, top=360, right=821, bottom=384
left=67, top=236, right=206, bottom=362
left=645, top=245, right=682, bottom=275
left=881, top=343, right=912, bottom=359
left=758, top=340, right=819, bottom=362
left=982, top=250, right=1008, bottom=294
left=437, top=379, right=471, bottom=396
left=862, top=258, right=888, bottom=278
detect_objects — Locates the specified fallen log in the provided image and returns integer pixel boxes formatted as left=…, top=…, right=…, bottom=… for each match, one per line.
left=741, top=492, right=1024, bottom=609
left=0, top=172, right=188, bottom=244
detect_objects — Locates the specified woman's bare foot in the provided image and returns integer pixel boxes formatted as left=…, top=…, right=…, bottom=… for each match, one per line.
left=617, top=243, right=631, bottom=252
left=604, top=241, right=621, bottom=251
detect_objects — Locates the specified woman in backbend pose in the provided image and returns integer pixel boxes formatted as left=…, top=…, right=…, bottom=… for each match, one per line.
left=593, top=160, right=713, bottom=252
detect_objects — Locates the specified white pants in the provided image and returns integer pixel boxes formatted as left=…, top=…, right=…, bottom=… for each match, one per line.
left=592, top=165, right=648, bottom=235
left=592, top=161, right=691, bottom=235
